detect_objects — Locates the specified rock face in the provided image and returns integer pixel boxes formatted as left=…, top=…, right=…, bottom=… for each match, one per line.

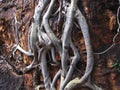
left=0, top=0, right=120, bottom=90
left=0, top=57, right=34, bottom=90
left=0, top=58, right=23, bottom=90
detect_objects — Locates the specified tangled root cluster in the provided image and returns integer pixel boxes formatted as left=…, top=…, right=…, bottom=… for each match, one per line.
left=11, top=0, right=103, bottom=90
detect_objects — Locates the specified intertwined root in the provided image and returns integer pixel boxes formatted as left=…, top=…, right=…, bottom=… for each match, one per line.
left=12, top=0, right=103, bottom=90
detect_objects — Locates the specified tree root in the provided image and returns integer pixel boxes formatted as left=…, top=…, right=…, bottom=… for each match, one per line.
left=51, top=69, right=61, bottom=90
left=43, top=0, right=62, bottom=55
left=65, top=76, right=102, bottom=90
left=38, top=48, right=51, bottom=90
left=8, top=0, right=104, bottom=90
left=60, top=0, right=79, bottom=89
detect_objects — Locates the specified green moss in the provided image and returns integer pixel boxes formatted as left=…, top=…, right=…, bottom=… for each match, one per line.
left=112, top=61, right=120, bottom=73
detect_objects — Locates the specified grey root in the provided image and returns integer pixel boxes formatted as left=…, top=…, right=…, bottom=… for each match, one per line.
left=12, top=0, right=103, bottom=90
